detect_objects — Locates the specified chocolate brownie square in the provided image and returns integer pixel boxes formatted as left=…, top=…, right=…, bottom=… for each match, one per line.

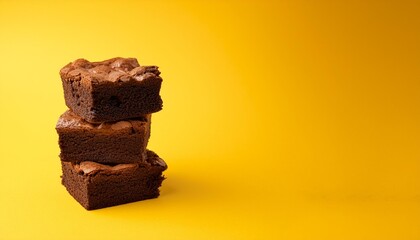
left=56, top=110, right=151, bottom=164
left=61, top=150, right=167, bottom=210
left=60, top=57, right=163, bottom=123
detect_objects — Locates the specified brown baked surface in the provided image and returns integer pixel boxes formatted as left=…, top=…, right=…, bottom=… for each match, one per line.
left=56, top=110, right=151, bottom=164
left=61, top=150, right=167, bottom=210
left=59, top=57, right=163, bottom=123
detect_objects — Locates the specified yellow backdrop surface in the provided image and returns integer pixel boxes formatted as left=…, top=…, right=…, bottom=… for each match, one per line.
left=1, top=0, right=420, bottom=239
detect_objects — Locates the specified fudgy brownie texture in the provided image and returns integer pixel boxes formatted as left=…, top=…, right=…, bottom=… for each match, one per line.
left=56, top=110, right=151, bottom=164
left=61, top=150, right=167, bottom=210
left=60, top=57, right=163, bottom=123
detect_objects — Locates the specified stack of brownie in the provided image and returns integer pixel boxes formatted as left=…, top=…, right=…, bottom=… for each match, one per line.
left=55, top=57, right=167, bottom=210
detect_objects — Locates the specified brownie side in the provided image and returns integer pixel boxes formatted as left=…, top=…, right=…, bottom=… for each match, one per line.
left=56, top=110, right=151, bottom=164
left=61, top=150, right=167, bottom=210
left=61, top=161, right=89, bottom=209
left=60, top=58, right=163, bottom=123
left=90, top=78, right=162, bottom=123
left=62, top=76, right=94, bottom=123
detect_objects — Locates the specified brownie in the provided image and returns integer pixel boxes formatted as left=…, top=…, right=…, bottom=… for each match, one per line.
left=56, top=110, right=151, bottom=164
left=61, top=150, right=167, bottom=210
left=60, top=57, right=163, bottom=123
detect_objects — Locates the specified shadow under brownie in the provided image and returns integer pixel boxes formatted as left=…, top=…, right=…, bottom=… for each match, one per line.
left=61, top=150, right=167, bottom=210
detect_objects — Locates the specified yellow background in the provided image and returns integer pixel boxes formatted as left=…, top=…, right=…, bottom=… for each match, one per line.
left=1, top=0, right=420, bottom=239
